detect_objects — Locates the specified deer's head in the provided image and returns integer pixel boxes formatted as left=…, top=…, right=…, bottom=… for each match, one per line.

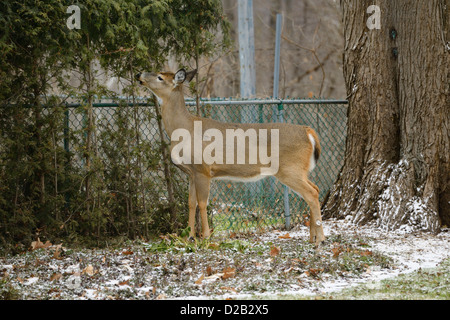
left=135, top=69, right=197, bottom=100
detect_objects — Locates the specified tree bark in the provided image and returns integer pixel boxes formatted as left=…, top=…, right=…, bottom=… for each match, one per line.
left=323, top=0, right=449, bottom=232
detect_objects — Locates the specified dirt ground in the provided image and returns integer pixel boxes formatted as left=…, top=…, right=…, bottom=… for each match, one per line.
left=1, top=218, right=449, bottom=300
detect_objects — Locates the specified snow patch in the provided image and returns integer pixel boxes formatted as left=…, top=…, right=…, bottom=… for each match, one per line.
left=1, top=219, right=449, bottom=300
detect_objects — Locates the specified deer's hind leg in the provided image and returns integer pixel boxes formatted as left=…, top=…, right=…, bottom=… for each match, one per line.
left=276, top=172, right=325, bottom=245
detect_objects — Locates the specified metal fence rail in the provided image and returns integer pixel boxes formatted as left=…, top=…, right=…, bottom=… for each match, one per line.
left=64, top=98, right=348, bottom=234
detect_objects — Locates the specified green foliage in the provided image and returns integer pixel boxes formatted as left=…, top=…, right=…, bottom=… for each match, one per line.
left=142, top=230, right=251, bottom=254
left=167, top=0, right=231, bottom=61
left=0, top=0, right=230, bottom=249
left=0, top=277, right=20, bottom=300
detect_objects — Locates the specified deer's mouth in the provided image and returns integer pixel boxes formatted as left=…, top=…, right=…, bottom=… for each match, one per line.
left=135, top=73, right=144, bottom=85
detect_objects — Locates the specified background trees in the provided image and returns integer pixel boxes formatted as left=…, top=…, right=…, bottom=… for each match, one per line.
left=0, top=0, right=229, bottom=247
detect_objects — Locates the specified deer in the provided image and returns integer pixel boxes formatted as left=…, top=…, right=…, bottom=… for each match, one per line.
left=136, top=68, right=325, bottom=245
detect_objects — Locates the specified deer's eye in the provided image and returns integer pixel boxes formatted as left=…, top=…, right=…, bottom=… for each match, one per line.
left=157, top=76, right=163, bottom=81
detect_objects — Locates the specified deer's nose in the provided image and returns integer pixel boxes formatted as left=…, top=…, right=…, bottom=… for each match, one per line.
left=135, top=72, right=141, bottom=80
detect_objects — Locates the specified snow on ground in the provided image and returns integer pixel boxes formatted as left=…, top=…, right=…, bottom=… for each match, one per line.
left=1, top=218, right=449, bottom=300
left=295, top=218, right=450, bottom=298
left=201, top=219, right=450, bottom=299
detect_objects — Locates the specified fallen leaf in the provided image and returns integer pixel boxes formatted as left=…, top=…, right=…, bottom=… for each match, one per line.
left=222, top=267, right=236, bottom=280
left=220, top=286, right=238, bottom=293
left=332, top=246, right=342, bottom=258
left=308, top=268, right=324, bottom=278
left=278, top=233, right=291, bottom=239
left=48, top=287, right=60, bottom=294
left=35, top=258, right=45, bottom=266
left=205, top=273, right=224, bottom=281
left=119, top=280, right=129, bottom=286
left=82, top=265, right=95, bottom=276
left=195, top=274, right=204, bottom=285
left=284, top=267, right=294, bottom=274
left=156, top=294, right=166, bottom=300
left=43, top=241, right=52, bottom=248
left=360, top=250, right=373, bottom=256
left=30, top=238, right=52, bottom=250
left=50, top=273, right=62, bottom=281
left=206, top=266, right=213, bottom=276
left=122, top=249, right=133, bottom=255
left=208, top=243, right=219, bottom=250
left=270, top=246, right=281, bottom=257
left=159, top=234, right=170, bottom=241
left=53, top=244, right=63, bottom=260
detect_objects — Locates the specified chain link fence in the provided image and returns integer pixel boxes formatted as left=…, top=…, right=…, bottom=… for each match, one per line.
left=64, top=98, right=347, bottom=235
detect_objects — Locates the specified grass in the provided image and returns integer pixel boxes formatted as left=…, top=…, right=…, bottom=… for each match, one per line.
left=211, top=210, right=286, bottom=234
left=142, top=229, right=255, bottom=254
left=140, top=230, right=396, bottom=298
left=326, top=258, right=450, bottom=300
left=0, top=277, right=20, bottom=300
left=1, top=227, right=447, bottom=300
left=265, top=258, right=450, bottom=300
left=209, top=196, right=309, bottom=234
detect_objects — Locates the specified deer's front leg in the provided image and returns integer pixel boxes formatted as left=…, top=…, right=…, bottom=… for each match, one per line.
left=195, top=174, right=211, bottom=238
left=188, top=178, right=197, bottom=238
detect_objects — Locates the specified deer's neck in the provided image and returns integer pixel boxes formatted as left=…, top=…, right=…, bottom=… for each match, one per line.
left=160, top=89, right=194, bottom=137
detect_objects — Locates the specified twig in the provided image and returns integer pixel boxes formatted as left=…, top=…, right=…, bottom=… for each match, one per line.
left=281, top=34, right=326, bottom=96
left=256, top=13, right=327, bottom=97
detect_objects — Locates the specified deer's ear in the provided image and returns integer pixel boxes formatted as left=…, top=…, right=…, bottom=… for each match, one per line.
left=174, top=69, right=187, bottom=84
left=185, top=69, right=197, bottom=82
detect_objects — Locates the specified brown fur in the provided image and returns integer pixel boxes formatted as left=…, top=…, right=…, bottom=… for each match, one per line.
left=137, top=69, right=325, bottom=245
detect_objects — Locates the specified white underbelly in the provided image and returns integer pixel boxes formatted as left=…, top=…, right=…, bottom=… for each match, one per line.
left=212, top=175, right=268, bottom=183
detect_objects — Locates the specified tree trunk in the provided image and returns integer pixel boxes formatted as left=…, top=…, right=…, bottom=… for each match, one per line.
left=323, top=0, right=449, bottom=232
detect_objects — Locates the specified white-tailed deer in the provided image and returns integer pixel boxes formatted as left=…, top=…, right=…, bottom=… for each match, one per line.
left=136, top=69, right=325, bottom=245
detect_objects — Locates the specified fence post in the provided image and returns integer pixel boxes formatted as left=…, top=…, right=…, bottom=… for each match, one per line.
left=278, top=102, right=291, bottom=229
left=237, top=0, right=256, bottom=98
left=272, top=13, right=291, bottom=230
left=64, top=104, right=70, bottom=154
left=63, top=103, right=70, bottom=210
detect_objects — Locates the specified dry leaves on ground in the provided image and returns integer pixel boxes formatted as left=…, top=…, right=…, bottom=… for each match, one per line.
left=270, top=246, right=281, bottom=257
